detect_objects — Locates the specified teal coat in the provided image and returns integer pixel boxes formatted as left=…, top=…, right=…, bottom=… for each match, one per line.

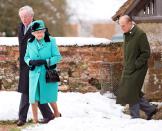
left=24, top=36, right=62, bottom=104
left=116, top=26, right=150, bottom=105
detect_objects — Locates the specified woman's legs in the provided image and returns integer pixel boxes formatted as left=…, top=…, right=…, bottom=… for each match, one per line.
left=31, top=81, right=39, bottom=123
left=50, top=102, right=61, bottom=117
left=32, top=102, right=38, bottom=123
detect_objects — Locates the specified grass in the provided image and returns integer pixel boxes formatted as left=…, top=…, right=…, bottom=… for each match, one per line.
left=9, top=128, right=21, bottom=131
left=0, top=120, right=33, bottom=131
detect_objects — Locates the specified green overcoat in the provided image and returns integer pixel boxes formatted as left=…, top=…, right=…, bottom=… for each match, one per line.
left=24, top=36, right=62, bottom=104
left=116, top=26, right=150, bottom=105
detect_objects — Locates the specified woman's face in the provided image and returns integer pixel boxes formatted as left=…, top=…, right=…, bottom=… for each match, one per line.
left=32, top=29, right=45, bottom=40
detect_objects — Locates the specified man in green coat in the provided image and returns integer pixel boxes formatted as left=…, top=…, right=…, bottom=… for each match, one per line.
left=116, top=15, right=157, bottom=119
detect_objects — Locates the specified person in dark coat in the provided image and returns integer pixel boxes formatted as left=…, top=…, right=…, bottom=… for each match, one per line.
left=116, top=15, right=157, bottom=119
left=17, top=5, right=54, bottom=126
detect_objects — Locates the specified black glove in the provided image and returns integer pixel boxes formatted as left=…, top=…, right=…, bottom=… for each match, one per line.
left=29, top=60, right=47, bottom=66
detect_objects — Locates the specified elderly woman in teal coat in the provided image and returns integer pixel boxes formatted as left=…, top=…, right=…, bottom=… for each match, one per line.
left=24, top=20, right=62, bottom=123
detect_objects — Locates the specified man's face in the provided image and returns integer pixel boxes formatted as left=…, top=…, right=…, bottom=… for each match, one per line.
left=19, top=10, right=33, bottom=26
left=119, top=19, right=132, bottom=33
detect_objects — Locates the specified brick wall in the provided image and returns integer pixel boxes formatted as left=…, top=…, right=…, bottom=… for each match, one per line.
left=64, top=24, right=79, bottom=37
left=1, top=43, right=162, bottom=101
left=58, top=44, right=123, bottom=92
left=64, top=22, right=116, bottom=39
left=0, top=44, right=123, bottom=93
left=92, top=23, right=116, bottom=39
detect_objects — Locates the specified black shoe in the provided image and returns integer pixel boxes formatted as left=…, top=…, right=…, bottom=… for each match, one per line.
left=17, top=120, right=25, bottom=126
left=39, top=116, right=54, bottom=124
left=147, top=108, right=158, bottom=120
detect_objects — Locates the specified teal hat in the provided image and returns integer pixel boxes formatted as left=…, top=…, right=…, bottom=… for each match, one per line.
left=31, top=20, right=46, bottom=32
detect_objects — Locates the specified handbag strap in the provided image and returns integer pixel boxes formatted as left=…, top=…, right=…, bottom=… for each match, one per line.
left=45, top=42, right=52, bottom=70
left=45, top=62, right=50, bottom=70
left=45, top=41, right=55, bottom=70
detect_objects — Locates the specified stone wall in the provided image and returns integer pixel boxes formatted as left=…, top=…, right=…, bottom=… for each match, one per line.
left=1, top=42, right=162, bottom=101
left=0, top=44, right=123, bottom=93
left=138, top=23, right=162, bottom=44
left=0, top=61, right=19, bottom=90
left=58, top=44, right=123, bottom=93
left=137, top=23, right=162, bottom=101
left=144, top=46, right=162, bottom=101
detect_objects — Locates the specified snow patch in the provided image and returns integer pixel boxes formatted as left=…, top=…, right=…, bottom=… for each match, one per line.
left=0, top=91, right=162, bottom=131
left=0, top=37, right=111, bottom=46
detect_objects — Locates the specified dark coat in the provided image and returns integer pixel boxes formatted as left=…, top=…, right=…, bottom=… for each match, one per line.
left=17, top=23, right=32, bottom=94
left=116, top=26, right=150, bottom=105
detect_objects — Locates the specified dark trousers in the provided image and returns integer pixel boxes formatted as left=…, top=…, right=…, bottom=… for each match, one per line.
left=129, top=97, right=156, bottom=118
left=18, top=93, right=53, bottom=122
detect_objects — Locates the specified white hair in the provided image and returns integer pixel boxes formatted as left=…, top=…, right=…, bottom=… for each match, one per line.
left=19, top=5, right=34, bottom=16
left=119, top=15, right=136, bottom=25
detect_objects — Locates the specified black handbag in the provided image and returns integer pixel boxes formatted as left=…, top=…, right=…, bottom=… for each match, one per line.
left=45, top=61, right=60, bottom=83
left=45, top=42, right=60, bottom=83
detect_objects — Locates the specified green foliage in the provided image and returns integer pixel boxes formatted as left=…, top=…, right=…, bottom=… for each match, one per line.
left=0, top=0, right=67, bottom=36
left=0, top=119, right=33, bottom=131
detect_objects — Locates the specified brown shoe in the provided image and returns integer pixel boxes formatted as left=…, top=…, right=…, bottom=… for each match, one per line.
left=17, top=120, right=25, bottom=126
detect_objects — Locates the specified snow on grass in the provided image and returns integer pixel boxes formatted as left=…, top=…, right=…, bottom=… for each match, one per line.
left=0, top=91, right=162, bottom=131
